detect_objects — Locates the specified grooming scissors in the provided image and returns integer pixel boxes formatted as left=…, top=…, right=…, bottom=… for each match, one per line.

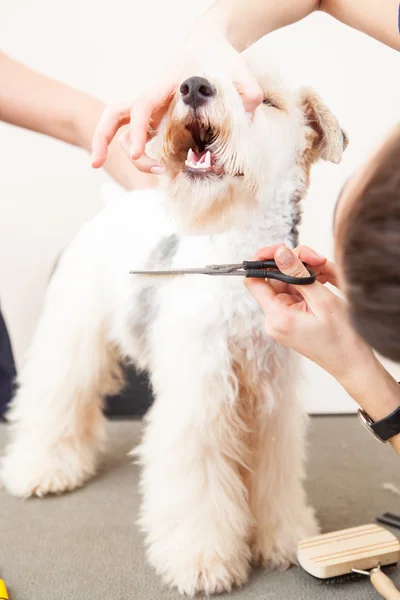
left=130, top=259, right=316, bottom=285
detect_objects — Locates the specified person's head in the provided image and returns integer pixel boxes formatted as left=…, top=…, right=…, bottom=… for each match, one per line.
left=334, top=124, right=400, bottom=360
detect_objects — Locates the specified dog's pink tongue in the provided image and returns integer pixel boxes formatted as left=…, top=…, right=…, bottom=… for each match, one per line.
left=188, top=149, right=205, bottom=164
left=187, top=148, right=216, bottom=166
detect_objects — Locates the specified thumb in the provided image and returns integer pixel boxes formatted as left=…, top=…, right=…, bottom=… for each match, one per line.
left=275, top=246, right=311, bottom=279
left=274, top=246, right=334, bottom=314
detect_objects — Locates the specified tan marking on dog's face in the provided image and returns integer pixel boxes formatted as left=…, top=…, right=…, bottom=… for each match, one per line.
left=147, top=66, right=346, bottom=233
left=160, top=82, right=235, bottom=179
left=298, top=88, right=348, bottom=166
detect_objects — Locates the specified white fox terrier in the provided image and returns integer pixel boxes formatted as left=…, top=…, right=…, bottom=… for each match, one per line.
left=1, top=56, right=346, bottom=595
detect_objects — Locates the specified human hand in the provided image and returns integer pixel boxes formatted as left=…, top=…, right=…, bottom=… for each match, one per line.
left=91, top=32, right=262, bottom=173
left=244, top=245, right=375, bottom=383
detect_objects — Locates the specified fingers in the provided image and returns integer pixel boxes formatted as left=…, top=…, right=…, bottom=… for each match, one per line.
left=233, top=61, right=263, bottom=112
left=91, top=103, right=131, bottom=168
left=253, top=244, right=285, bottom=261
left=318, top=261, right=340, bottom=288
left=275, top=246, right=316, bottom=281
left=250, top=244, right=324, bottom=294
left=91, top=80, right=174, bottom=169
left=129, top=82, right=174, bottom=159
left=274, top=246, right=337, bottom=315
left=245, top=277, right=276, bottom=311
left=293, top=245, right=326, bottom=267
left=129, top=99, right=156, bottom=159
left=118, top=128, right=164, bottom=174
left=245, top=277, right=308, bottom=347
left=292, top=246, right=339, bottom=287
left=254, top=244, right=326, bottom=267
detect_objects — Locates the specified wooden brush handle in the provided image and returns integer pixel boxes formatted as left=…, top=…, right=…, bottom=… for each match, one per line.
left=370, top=569, right=400, bottom=600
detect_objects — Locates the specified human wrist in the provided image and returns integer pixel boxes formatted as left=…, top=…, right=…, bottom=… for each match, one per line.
left=72, top=96, right=104, bottom=152
left=340, top=353, right=400, bottom=423
left=340, top=354, right=400, bottom=455
left=390, top=433, right=400, bottom=456
left=191, top=1, right=250, bottom=52
left=186, top=11, right=229, bottom=53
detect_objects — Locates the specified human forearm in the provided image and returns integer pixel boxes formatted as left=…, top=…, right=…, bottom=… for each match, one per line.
left=193, top=0, right=400, bottom=53
left=322, top=0, right=400, bottom=51
left=194, top=0, right=320, bottom=52
left=0, top=52, right=155, bottom=190
left=0, top=52, right=89, bottom=146
left=72, top=95, right=157, bottom=190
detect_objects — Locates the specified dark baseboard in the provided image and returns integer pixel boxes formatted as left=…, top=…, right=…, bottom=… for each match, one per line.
left=104, top=364, right=153, bottom=419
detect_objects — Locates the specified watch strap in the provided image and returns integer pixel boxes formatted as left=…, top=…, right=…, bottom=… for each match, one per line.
left=370, top=406, right=400, bottom=442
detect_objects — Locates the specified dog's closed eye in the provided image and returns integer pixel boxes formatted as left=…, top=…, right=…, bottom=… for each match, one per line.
left=262, top=95, right=281, bottom=110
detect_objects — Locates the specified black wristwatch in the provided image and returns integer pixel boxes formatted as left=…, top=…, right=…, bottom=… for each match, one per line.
left=358, top=406, right=400, bottom=443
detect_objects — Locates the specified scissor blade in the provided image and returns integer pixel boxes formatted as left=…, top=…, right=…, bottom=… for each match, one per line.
left=129, top=268, right=242, bottom=276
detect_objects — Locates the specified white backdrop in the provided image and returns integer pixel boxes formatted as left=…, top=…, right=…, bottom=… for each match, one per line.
left=1, top=1, right=399, bottom=413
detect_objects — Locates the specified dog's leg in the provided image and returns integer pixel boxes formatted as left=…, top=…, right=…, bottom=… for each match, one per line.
left=249, top=353, right=319, bottom=570
left=136, top=329, right=252, bottom=596
left=1, top=239, right=123, bottom=498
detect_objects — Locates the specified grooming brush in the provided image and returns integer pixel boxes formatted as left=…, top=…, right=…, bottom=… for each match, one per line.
left=298, top=523, right=400, bottom=599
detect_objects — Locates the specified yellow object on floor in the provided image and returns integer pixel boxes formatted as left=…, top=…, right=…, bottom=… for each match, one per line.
left=0, top=580, right=8, bottom=599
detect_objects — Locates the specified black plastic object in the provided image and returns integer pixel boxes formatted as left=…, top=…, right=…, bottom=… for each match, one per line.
left=243, top=260, right=316, bottom=285
left=376, top=513, right=400, bottom=531
left=371, top=405, right=400, bottom=441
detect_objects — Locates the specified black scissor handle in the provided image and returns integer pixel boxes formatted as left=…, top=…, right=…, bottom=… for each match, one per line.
left=243, top=260, right=316, bottom=285
left=243, top=260, right=279, bottom=270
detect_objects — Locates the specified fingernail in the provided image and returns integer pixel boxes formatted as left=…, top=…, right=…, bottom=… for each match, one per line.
left=276, top=247, right=293, bottom=267
left=150, top=166, right=165, bottom=175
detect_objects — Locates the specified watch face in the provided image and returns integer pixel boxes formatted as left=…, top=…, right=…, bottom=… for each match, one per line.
left=357, top=409, right=386, bottom=444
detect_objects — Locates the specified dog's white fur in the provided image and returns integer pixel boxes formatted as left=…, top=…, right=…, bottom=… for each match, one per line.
left=1, top=57, right=346, bottom=595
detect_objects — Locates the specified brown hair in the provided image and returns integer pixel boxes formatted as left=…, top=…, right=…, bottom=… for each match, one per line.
left=342, top=125, right=400, bottom=361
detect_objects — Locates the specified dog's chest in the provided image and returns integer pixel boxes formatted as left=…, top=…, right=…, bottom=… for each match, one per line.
left=152, top=267, right=281, bottom=387
left=152, top=233, right=272, bottom=341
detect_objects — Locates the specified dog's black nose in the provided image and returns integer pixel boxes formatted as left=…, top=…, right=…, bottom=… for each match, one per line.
left=180, top=77, right=215, bottom=108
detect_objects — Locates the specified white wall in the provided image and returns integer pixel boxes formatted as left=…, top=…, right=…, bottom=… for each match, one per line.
left=1, top=1, right=399, bottom=413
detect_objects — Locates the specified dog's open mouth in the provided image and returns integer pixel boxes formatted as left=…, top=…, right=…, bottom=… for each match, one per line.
left=183, top=121, right=225, bottom=177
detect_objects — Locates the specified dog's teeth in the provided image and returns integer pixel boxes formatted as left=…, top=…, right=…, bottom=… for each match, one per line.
left=185, top=159, right=211, bottom=171
left=199, top=129, right=205, bottom=142
left=204, top=151, right=211, bottom=168
left=187, top=148, right=195, bottom=162
left=185, top=160, right=202, bottom=169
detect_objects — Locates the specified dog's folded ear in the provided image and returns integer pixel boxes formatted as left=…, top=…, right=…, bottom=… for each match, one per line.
left=298, top=88, right=348, bottom=164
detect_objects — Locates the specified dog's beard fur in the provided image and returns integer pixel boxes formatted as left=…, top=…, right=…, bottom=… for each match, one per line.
left=151, top=80, right=260, bottom=232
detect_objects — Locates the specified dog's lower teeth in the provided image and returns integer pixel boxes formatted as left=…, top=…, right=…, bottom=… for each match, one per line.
left=185, top=160, right=210, bottom=170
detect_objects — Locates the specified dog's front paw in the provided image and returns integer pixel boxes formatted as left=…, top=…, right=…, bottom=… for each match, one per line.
left=252, top=543, right=295, bottom=572
left=252, top=507, right=319, bottom=572
left=1, top=442, right=96, bottom=498
left=162, top=552, right=250, bottom=596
